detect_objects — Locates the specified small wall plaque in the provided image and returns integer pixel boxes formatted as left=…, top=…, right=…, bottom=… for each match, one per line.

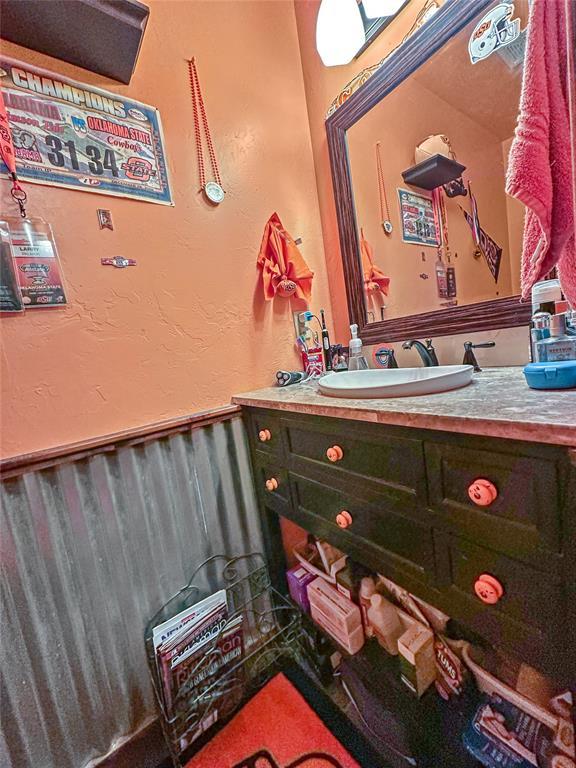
left=97, top=210, right=114, bottom=230
left=101, top=256, right=136, bottom=268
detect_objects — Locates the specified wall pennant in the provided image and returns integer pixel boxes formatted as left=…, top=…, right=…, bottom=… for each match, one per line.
left=461, top=206, right=503, bottom=283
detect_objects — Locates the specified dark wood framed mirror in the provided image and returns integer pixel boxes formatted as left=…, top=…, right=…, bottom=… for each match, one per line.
left=326, top=0, right=532, bottom=345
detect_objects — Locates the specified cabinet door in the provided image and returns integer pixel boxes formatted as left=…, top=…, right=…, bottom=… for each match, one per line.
left=290, top=472, right=436, bottom=588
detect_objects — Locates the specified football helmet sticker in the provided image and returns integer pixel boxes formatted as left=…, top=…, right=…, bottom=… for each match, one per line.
left=468, top=3, right=521, bottom=64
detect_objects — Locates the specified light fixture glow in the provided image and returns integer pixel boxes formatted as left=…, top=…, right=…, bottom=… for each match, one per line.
left=316, top=0, right=366, bottom=67
left=362, top=0, right=405, bottom=19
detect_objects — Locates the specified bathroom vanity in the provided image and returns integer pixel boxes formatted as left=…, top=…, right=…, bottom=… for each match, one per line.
left=233, top=368, right=576, bottom=686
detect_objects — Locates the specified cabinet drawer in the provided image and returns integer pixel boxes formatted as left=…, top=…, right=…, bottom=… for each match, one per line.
left=248, top=410, right=282, bottom=455
left=283, top=417, right=426, bottom=500
left=438, top=534, right=565, bottom=674
left=291, top=473, right=435, bottom=581
left=252, top=455, right=289, bottom=510
left=425, top=440, right=562, bottom=566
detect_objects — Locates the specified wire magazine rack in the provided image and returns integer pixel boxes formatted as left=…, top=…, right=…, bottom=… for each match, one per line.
left=145, top=553, right=302, bottom=767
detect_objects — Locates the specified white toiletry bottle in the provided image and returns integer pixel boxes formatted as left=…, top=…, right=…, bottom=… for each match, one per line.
left=359, top=576, right=376, bottom=637
left=368, top=594, right=403, bottom=655
left=536, top=314, right=576, bottom=362
left=531, top=278, right=562, bottom=315
left=348, top=324, right=368, bottom=371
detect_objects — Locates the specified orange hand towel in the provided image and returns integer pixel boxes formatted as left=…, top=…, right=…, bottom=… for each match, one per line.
left=360, top=228, right=390, bottom=294
left=257, top=213, right=314, bottom=300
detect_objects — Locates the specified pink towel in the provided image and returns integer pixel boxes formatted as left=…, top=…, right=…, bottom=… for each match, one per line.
left=505, top=0, right=575, bottom=306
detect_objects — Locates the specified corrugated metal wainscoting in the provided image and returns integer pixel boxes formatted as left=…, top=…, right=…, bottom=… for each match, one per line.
left=1, top=415, right=262, bottom=768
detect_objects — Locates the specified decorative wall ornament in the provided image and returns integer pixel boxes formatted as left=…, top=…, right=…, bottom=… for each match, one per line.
left=97, top=209, right=114, bottom=230
left=468, top=3, right=521, bottom=64
left=101, top=256, right=137, bottom=268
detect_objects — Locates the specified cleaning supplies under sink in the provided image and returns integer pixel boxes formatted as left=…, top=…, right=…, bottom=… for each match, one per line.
left=347, top=324, right=369, bottom=371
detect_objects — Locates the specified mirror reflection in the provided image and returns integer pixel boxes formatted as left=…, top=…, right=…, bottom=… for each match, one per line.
left=346, top=1, right=529, bottom=324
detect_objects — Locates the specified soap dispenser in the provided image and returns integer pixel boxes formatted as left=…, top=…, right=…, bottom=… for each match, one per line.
left=348, top=324, right=368, bottom=371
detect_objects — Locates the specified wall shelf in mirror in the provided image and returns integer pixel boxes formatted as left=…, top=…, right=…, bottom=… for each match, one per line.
left=401, top=154, right=466, bottom=190
left=326, top=0, right=532, bottom=344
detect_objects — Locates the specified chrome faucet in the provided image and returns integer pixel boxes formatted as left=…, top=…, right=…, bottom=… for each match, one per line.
left=402, top=338, right=439, bottom=366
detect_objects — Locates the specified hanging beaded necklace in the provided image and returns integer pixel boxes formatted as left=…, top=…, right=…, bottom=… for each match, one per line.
left=376, top=142, right=393, bottom=235
left=187, top=57, right=225, bottom=204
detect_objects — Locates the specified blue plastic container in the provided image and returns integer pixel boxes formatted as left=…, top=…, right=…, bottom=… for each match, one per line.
left=523, top=360, right=576, bottom=389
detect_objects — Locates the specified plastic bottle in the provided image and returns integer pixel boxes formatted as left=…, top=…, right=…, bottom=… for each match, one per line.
left=359, top=576, right=376, bottom=637
left=531, top=278, right=562, bottom=315
left=348, top=324, right=368, bottom=371
left=435, top=253, right=449, bottom=299
left=367, top=594, right=403, bottom=655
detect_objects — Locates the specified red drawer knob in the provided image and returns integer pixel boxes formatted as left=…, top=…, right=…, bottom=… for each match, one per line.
left=265, top=477, right=279, bottom=492
left=336, top=510, right=353, bottom=528
left=474, top=573, right=504, bottom=605
left=326, top=445, right=344, bottom=462
left=468, top=478, right=498, bottom=507
left=259, top=429, right=272, bottom=442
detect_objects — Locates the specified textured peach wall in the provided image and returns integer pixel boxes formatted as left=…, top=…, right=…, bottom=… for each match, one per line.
left=348, top=78, right=514, bottom=319
left=0, top=0, right=331, bottom=459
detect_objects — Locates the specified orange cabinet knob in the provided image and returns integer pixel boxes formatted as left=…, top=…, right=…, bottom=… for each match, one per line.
left=336, top=510, right=353, bottom=528
left=468, top=478, right=498, bottom=507
left=259, top=429, right=272, bottom=442
left=326, top=445, right=344, bottom=462
left=265, top=477, right=279, bottom=492
left=474, top=573, right=504, bottom=605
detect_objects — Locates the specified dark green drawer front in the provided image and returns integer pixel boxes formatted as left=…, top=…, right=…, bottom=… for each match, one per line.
left=291, top=473, right=435, bottom=577
left=284, top=417, right=426, bottom=500
left=438, top=534, right=565, bottom=672
left=252, top=455, right=289, bottom=510
left=426, top=440, right=562, bottom=565
left=248, top=410, right=282, bottom=455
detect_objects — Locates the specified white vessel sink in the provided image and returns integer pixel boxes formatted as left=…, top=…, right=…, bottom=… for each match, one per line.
left=318, top=365, right=474, bottom=398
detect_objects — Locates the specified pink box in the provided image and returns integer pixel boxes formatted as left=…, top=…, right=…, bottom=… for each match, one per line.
left=307, top=577, right=364, bottom=654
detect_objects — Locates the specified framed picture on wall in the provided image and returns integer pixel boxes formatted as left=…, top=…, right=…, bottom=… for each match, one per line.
left=397, top=188, right=440, bottom=247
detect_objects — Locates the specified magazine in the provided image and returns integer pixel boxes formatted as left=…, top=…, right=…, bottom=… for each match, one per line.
left=152, top=589, right=227, bottom=651
left=153, top=587, right=245, bottom=749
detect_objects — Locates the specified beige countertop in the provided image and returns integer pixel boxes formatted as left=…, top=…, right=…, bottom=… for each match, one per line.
left=232, top=367, right=576, bottom=447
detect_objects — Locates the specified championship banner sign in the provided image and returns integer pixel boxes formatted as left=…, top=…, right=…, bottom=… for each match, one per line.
left=0, top=58, right=173, bottom=205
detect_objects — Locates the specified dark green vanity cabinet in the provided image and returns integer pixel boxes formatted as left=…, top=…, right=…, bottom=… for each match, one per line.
left=244, top=407, right=576, bottom=685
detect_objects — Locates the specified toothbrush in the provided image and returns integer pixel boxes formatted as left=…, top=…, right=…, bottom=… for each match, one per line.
left=320, top=309, right=332, bottom=371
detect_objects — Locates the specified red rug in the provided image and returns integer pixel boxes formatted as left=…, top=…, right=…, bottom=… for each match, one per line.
left=186, top=673, right=361, bottom=768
